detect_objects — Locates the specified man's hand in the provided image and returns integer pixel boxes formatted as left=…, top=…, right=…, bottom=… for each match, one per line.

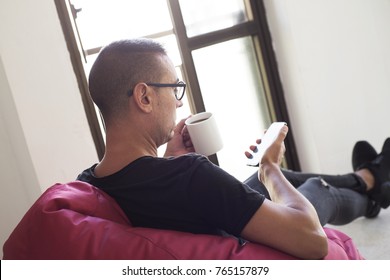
left=260, top=125, right=287, bottom=166
left=244, top=139, right=261, bottom=160
left=244, top=126, right=287, bottom=167
left=164, top=117, right=195, bottom=157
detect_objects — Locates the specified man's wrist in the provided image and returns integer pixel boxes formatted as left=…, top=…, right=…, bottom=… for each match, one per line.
left=259, top=162, right=280, bottom=184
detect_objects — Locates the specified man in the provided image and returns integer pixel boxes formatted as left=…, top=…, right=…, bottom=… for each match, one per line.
left=77, top=38, right=390, bottom=259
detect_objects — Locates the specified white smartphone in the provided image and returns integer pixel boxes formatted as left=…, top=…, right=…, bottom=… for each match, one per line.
left=246, top=122, right=287, bottom=166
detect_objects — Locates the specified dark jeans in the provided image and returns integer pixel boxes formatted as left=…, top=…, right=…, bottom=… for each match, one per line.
left=244, top=169, right=369, bottom=226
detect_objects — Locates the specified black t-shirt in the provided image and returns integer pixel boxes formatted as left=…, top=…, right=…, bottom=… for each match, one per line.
left=77, top=153, right=265, bottom=237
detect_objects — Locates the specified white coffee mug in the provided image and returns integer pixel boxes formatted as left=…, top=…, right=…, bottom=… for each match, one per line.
left=185, top=112, right=223, bottom=156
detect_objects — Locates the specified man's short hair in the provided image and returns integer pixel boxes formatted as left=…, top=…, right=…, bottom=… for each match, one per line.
left=88, top=38, right=168, bottom=121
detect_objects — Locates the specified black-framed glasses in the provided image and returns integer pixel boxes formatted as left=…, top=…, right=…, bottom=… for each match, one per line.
left=146, top=81, right=186, bottom=100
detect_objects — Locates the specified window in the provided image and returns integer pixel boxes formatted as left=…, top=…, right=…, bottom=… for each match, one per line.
left=55, top=0, right=300, bottom=180
left=192, top=37, right=271, bottom=177
left=179, top=0, right=248, bottom=37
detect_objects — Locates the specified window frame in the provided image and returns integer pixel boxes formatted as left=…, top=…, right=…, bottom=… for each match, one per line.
left=55, top=0, right=105, bottom=160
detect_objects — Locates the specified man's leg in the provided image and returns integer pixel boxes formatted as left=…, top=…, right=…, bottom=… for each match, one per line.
left=243, top=169, right=367, bottom=196
left=296, top=177, right=368, bottom=226
left=282, top=169, right=367, bottom=193
left=243, top=171, right=369, bottom=226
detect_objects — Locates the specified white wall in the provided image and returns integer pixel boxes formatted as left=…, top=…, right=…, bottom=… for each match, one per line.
left=264, top=0, right=390, bottom=174
left=0, top=0, right=98, bottom=256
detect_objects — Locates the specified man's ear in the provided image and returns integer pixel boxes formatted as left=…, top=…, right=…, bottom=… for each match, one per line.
left=131, top=83, right=153, bottom=113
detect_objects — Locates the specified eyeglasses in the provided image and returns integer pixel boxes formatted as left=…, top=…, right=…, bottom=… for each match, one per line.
left=127, top=81, right=186, bottom=101
left=146, top=81, right=186, bottom=101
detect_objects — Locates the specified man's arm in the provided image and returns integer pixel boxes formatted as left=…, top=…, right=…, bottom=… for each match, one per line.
left=241, top=126, right=328, bottom=259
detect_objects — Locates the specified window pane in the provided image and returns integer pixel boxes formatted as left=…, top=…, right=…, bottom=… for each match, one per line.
left=179, top=0, right=248, bottom=37
left=192, top=37, right=271, bottom=180
left=71, top=0, right=173, bottom=50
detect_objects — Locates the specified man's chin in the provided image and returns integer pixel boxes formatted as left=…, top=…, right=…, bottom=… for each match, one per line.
left=164, top=130, right=174, bottom=144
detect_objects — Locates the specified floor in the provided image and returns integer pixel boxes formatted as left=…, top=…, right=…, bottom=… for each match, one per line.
left=328, top=207, right=390, bottom=259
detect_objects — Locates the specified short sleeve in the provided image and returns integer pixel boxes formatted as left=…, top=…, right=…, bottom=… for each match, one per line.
left=187, top=157, right=265, bottom=236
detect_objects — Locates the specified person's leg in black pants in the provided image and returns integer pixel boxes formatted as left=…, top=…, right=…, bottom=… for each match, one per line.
left=243, top=170, right=369, bottom=226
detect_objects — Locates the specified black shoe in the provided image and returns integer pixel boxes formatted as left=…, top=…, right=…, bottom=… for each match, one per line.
left=370, top=182, right=390, bottom=209
left=365, top=200, right=381, bottom=218
left=352, top=141, right=377, bottom=171
left=382, top=137, right=390, bottom=154
left=360, top=138, right=390, bottom=208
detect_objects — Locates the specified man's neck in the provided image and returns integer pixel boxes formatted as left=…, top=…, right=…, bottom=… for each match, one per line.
left=94, top=128, right=158, bottom=178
